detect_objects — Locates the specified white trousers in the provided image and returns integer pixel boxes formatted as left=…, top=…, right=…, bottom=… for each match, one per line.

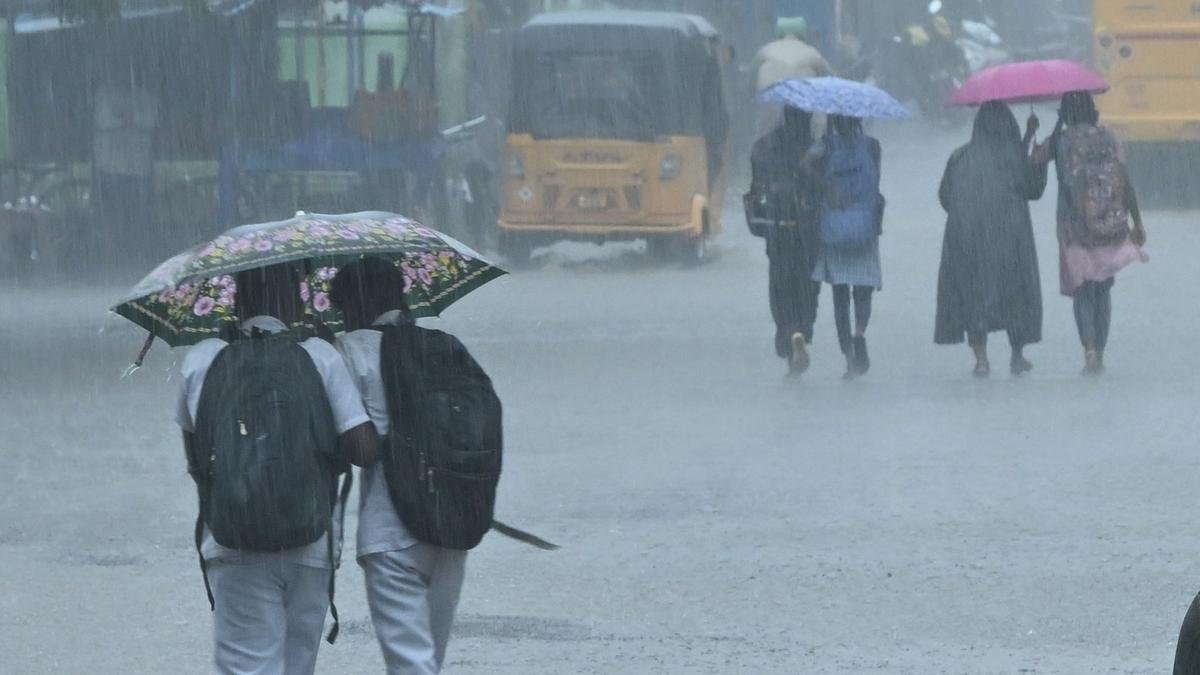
left=360, top=545, right=467, bottom=674
left=206, top=558, right=331, bottom=675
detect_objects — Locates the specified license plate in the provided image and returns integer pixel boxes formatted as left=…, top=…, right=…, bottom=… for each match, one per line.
left=577, top=191, right=609, bottom=210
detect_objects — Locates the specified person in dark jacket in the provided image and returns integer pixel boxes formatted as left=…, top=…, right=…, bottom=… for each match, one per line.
left=748, top=107, right=822, bottom=376
left=1174, top=591, right=1200, bottom=674
left=935, top=101, right=1047, bottom=377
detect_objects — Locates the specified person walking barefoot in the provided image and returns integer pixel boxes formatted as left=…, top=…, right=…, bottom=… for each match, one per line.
left=935, top=102, right=1047, bottom=377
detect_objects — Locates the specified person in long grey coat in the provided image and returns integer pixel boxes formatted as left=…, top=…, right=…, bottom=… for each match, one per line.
left=935, top=101, right=1047, bottom=377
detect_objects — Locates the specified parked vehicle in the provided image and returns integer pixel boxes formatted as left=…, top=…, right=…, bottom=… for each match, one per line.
left=1092, top=0, right=1200, bottom=204
left=876, top=5, right=971, bottom=127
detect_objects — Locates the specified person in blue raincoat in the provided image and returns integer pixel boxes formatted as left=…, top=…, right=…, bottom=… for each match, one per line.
left=806, top=114, right=883, bottom=379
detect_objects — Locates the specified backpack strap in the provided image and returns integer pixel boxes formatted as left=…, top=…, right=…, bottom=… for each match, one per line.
left=195, top=510, right=215, bottom=611
left=492, top=520, right=559, bottom=551
left=324, top=471, right=354, bottom=644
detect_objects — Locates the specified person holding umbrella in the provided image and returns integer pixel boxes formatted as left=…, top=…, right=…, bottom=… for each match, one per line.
left=747, top=106, right=823, bottom=377
left=808, top=113, right=885, bottom=378
left=935, top=101, right=1048, bottom=377
left=330, top=256, right=474, bottom=673
left=110, top=212, right=507, bottom=672
left=1032, top=92, right=1147, bottom=375
left=759, top=77, right=906, bottom=378
left=173, top=261, right=379, bottom=674
left=950, top=60, right=1147, bottom=375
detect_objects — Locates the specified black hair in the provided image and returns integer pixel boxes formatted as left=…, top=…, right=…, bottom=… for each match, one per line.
left=1060, top=91, right=1099, bottom=127
left=828, top=114, right=863, bottom=137
left=235, top=263, right=304, bottom=324
left=781, top=107, right=813, bottom=145
left=329, top=256, right=408, bottom=331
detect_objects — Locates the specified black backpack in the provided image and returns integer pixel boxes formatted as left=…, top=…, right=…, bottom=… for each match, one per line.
left=379, top=324, right=502, bottom=550
left=189, top=327, right=352, bottom=641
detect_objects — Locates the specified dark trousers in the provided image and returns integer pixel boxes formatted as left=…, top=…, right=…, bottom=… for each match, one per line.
left=832, top=285, right=873, bottom=354
left=1073, top=279, right=1114, bottom=351
left=763, top=230, right=820, bottom=357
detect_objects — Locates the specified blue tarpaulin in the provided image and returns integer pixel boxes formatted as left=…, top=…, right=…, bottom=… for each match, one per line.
left=240, top=108, right=447, bottom=174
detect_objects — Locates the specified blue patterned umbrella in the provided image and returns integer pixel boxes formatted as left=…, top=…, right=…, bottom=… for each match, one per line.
left=760, top=77, right=909, bottom=120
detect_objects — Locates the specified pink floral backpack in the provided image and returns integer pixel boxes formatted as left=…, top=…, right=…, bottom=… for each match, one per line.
left=1060, top=125, right=1130, bottom=247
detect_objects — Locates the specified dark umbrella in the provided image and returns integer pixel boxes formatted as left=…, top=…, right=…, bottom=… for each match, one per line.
left=111, top=211, right=505, bottom=354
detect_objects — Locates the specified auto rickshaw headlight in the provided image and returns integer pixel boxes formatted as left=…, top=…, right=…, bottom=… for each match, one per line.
left=507, top=154, right=526, bottom=180
left=660, top=154, right=682, bottom=180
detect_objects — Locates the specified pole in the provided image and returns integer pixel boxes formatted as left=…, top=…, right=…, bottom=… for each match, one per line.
left=218, top=20, right=242, bottom=227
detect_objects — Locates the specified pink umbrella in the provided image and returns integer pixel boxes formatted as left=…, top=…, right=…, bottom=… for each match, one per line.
left=947, top=59, right=1109, bottom=107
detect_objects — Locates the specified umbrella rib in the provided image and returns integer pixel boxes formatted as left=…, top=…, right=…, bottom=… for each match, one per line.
left=122, top=300, right=183, bottom=336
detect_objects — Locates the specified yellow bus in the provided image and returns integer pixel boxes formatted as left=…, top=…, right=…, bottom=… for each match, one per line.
left=1093, top=0, right=1200, bottom=143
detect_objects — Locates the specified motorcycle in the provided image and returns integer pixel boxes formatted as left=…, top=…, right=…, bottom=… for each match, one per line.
left=957, top=19, right=1010, bottom=73
left=878, top=21, right=971, bottom=128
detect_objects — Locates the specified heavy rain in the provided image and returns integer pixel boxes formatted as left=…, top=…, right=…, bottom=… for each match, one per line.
left=1, top=0, right=1196, bottom=673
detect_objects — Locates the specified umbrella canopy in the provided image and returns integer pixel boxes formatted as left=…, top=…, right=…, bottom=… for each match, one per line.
left=759, top=77, right=909, bottom=120
left=947, top=59, right=1108, bottom=106
left=111, top=211, right=504, bottom=347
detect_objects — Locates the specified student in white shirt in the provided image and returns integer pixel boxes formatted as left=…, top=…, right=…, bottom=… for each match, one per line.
left=330, top=257, right=467, bottom=675
left=175, top=263, right=378, bottom=675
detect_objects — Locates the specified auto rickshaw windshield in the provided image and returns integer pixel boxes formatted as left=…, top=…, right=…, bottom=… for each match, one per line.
left=510, top=49, right=666, bottom=142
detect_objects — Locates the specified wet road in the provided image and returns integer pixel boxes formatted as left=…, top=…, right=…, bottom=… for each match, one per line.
left=2, top=122, right=1198, bottom=674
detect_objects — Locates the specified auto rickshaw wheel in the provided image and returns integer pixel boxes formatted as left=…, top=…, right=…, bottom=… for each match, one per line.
left=647, top=233, right=707, bottom=266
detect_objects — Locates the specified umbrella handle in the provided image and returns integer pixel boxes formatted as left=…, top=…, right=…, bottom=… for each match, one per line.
left=122, top=332, right=156, bottom=379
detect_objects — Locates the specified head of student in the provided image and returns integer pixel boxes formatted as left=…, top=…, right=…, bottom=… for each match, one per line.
left=971, top=101, right=1020, bottom=146
left=782, top=106, right=812, bottom=138
left=330, top=256, right=409, bottom=331
left=234, top=262, right=306, bottom=325
left=1059, top=91, right=1099, bottom=128
left=828, top=114, right=863, bottom=137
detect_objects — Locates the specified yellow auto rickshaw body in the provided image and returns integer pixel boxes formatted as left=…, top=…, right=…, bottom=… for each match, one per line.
left=499, top=11, right=731, bottom=261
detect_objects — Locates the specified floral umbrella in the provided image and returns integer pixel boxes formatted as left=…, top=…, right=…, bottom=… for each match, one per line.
left=111, top=211, right=505, bottom=349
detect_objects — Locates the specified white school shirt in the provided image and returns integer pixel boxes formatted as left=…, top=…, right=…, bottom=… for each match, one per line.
left=335, top=310, right=419, bottom=558
left=175, top=315, right=371, bottom=568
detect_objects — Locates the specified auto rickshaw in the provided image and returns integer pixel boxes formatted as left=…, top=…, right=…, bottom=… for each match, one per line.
left=499, top=11, right=731, bottom=264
